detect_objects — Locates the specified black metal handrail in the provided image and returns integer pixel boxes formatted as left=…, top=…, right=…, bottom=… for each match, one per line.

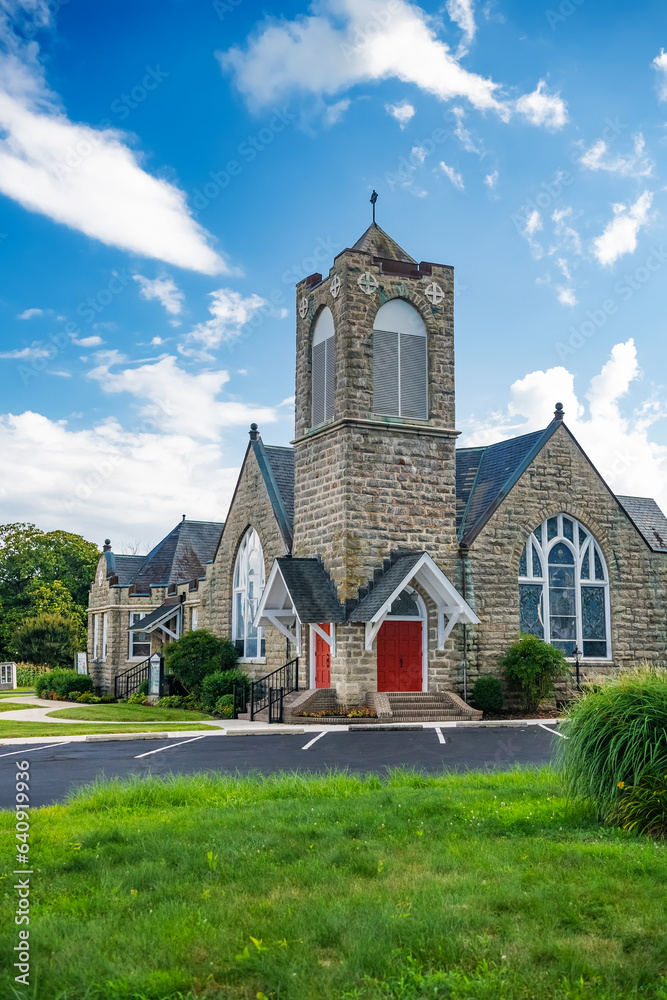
left=232, top=681, right=247, bottom=719
left=114, top=657, right=151, bottom=700
left=268, top=686, right=284, bottom=724
left=250, top=657, right=299, bottom=722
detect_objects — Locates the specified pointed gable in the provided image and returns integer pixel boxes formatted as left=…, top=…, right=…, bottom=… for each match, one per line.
left=351, top=222, right=417, bottom=264
left=129, top=520, right=223, bottom=591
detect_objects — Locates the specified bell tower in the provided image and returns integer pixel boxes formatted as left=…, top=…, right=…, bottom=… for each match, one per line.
left=292, top=218, right=458, bottom=602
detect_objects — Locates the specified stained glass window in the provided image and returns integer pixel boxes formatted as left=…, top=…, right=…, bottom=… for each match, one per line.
left=519, top=516, right=610, bottom=659
left=232, top=528, right=266, bottom=658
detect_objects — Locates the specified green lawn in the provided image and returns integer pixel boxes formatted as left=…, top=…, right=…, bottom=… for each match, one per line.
left=0, top=721, right=219, bottom=738
left=2, top=768, right=667, bottom=1000
left=46, top=703, right=215, bottom=722
left=0, top=688, right=33, bottom=698
left=0, top=701, right=38, bottom=712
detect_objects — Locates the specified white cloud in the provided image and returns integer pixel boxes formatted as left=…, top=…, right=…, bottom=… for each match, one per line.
left=0, top=343, right=51, bottom=359
left=452, top=105, right=481, bottom=153
left=484, top=169, right=498, bottom=189
left=17, top=307, right=43, bottom=319
left=386, top=101, right=415, bottom=128
left=179, top=288, right=267, bottom=359
left=461, top=339, right=667, bottom=511
left=652, top=49, right=667, bottom=101
left=446, top=0, right=476, bottom=52
left=592, top=191, right=653, bottom=267
left=71, top=335, right=103, bottom=348
left=324, top=98, right=350, bottom=124
left=556, top=286, right=577, bottom=307
left=0, top=48, right=225, bottom=274
left=411, top=145, right=428, bottom=164
left=579, top=133, right=653, bottom=178
left=515, top=80, right=568, bottom=129
left=133, top=273, right=185, bottom=316
left=221, top=0, right=563, bottom=126
left=439, top=160, right=464, bottom=190
left=86, top=354, right=278, bottom=442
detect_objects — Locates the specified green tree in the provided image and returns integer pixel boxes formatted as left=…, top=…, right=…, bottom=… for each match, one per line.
left=9, top=612, right=83, bottom=670
left=499, top=633, right=569, bottom=713
left=0, top=523, right=98, bottom=658
left=164, top=630, right=239, bottom=694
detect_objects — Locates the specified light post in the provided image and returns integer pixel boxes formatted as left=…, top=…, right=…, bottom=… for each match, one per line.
left=573, top=646, right=581, bottom=693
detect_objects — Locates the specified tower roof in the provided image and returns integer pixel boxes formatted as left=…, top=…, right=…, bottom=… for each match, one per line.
left=351, top=222, right=416, bottom=264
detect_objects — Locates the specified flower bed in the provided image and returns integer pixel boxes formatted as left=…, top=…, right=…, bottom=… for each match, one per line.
left=300, top=707, right=377, bottom=719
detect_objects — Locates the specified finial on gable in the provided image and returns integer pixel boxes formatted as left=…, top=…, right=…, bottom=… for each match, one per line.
left=554, top=402, right=564, bottom=421
left=249, top=423, right=259, bottom=441
left=103, top=539, right=112, bottom=551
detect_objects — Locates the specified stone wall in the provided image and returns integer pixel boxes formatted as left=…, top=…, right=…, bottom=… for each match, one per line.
left=460, top=422, right=667, bottom=690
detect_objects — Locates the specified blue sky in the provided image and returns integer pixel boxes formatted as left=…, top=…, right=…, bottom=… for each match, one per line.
left=1, top=0, right=666, bottom=550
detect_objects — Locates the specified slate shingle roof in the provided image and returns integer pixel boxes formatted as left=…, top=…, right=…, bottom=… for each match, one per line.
left=351, top=222, right=417, bottom=264
left=112, top=555, right=145, bottom=585
left=348, top=553, right=423, bottom=622
left=264, top=446, right=295, bottom=529
left=456, top=428, right=552, bottom=546
left=128, top=600, right=180, bottom=631
left=276, top=557, right=346, bottom=622
left=127, top=520, right=223, bottom=592
left=616, top=496, right=667, bottom=552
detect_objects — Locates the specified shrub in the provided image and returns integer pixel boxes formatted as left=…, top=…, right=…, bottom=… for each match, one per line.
left=127, top=692, right=149, bottom=705
left=76, top=692, right=102, bottom=704
left=99, top=695, right=116, bottom=704
left=164, top=630, right=239, bottom=694
left=138, top=679, right=149, bottom=696
left=15, top=662, right=50, bottom=687
left=472, top=673, right=504, bottom=715
left=199, top=668, right=250, bottom=712
left=499, top=634, right=568, bottom=713
left=559, top=665, right=667, bottom=820
left=9, top=612, right=82, bottom=670
left=156, top=695, right=186, bottom=709
left=215, top=694, right=234, bottom=719
left=608, top=773, right=667, bottom=838
left=35, top=669, right=93, bottom=699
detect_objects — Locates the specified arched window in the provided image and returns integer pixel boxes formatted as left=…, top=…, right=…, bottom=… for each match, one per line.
left=232, top=528, right=265, bottom=658
left=373, top=299, right=427, bottom=420
left=519, top=514, right=611, bottom=659
left=312, top=307, right=335, bottom=426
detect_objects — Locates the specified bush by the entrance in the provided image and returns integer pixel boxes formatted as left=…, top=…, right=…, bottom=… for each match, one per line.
left=164, top=629, right=239, bottom=694
left=35, top=668, right=93, bottom=699
left=500, top=634, right=568, bottom=713
left=559, top=665, right=667, bottom=828
left=199, top=668, right=250, bottom=712
left=472, top=673, right=503, bottom=714
left=215, top=694, right=234, bottom=718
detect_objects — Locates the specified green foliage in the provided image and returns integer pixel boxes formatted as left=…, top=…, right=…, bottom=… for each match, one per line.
left=76, top=692, right=103, bottom=704
left=472, top=673, right=504, bottom=714
left=10, top=612, right=83, bottom=669
left=138, top=679, right=149, bottom=696
left=156, top=695, right=186, bottom=709
left=608, top=773, right=667, bottom=838
left=15, top=661, right=50, bottom=686
left=215, top=693, right=234, bottom=718
left=559, top=665, right=667, bottom=819
left=164, top=629, right=239, bottom=694
left=35, top=668, right=93, bottom=698
left=127, top=692, right=149, bottom=705
left=199, top=667, right=250, bottom=711
left=0, top=522, right=98, bottom=657
left=500, top=633, right=568, bottom=712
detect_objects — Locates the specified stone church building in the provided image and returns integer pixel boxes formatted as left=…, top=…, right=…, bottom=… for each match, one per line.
left=88, top=221, right=667, bottom=708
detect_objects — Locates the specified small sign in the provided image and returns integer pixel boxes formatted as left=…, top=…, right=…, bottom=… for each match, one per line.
left=76, top=652, right=88, bottom=675
left=148, top=653, right=164, bottom=698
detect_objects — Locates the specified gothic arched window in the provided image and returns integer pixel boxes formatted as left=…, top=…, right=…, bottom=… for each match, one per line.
left=232, top=528, right=265, bottom=658
left=519, top=514, right=611, bottom=659
left=312, top=307, right=335, bottom=426
left=373, top=299, right=427, bottom=420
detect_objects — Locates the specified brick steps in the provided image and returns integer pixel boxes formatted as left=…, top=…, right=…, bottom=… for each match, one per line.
left=384, top=691, right=479, bottom=723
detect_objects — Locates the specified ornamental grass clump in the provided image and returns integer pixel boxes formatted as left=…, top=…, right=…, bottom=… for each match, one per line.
left=559, top=665, right=667, bottom=827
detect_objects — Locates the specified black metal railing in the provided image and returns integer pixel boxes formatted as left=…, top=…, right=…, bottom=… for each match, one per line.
left=249, top=657, right=299, bottom=723
left=114, top=657, right=150, bottom=700
left=232, top=681, right=247, bottom=719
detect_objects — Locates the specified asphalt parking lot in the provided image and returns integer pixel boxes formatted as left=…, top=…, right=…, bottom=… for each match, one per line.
left=0, top=724, right=561, bottom=809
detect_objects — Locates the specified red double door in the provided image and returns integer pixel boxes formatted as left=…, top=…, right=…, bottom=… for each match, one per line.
left=377, top=620, right=423, bottom=692
left=314, top=624, right=331, bottom=688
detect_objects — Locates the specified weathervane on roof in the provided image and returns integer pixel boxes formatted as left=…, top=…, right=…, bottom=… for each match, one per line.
left=370, top=189, right=378, bottom=223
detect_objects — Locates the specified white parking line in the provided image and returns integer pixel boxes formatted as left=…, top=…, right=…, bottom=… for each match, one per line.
left=435, top=727, right=446, bottom=744
left=134, top=736, right=208, bottom=759
left=0, top=742, right=72, bottom=758
left=301, top=731, right=327, bottom=751
left=538, top=723, right=569, bottom=739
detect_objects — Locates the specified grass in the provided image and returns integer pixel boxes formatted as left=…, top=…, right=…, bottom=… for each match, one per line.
left=0, top=701, right=40, bottom=712
left=0, top=721, right=219, bottom=737
left=46, top=704, right=215, bottom=722
left=0, top=688, right=33, bottom=698
left=1, top=768, right=667, bottom=1000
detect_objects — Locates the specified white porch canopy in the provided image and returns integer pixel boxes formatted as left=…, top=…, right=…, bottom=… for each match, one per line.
left=128, top=601, right=183, bottom=641
left=254, top=560, right=303, bottom=655
left=349, top=552, right=480, bottom=651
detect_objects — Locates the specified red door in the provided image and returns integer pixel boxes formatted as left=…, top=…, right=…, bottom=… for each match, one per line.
left=315, top=624, right=331, bottom=688
left=377, top=621, right=423, bottom=692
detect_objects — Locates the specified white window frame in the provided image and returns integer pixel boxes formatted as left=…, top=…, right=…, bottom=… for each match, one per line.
left=129, top=612, right=152, bottom=660
left=191, top=607, right=198, bottom=631
left=101, top=612, right=108, bottom=662
left=93, top=614, right=99, bottom=660
left=519, top=513, right=612, bottom=661
left=232, top=528, right=266, bottom=661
